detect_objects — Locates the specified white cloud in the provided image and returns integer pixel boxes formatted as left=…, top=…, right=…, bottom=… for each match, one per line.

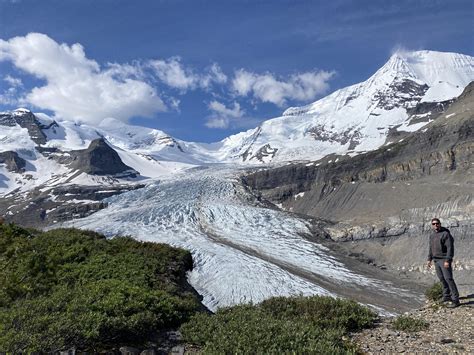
left=206, top=100, right=244, bottom=129
left=0, top=33, right=166, bottom=124
left=0, top=87, right=18, bottom=105
left=232, top=69, right=335, bottom=106
left=105, top=61, right=146, bottom=81
left=149, top=57, right=197, bottom=90
left=149, top=57, right=227, bottom=91
left=169, top=97, right=181, bottom=112
left=4, top=75, right=22, bottom=87
left=207, top=63, right=228, bottom=85
left=0, top=75, right=23, bottom=105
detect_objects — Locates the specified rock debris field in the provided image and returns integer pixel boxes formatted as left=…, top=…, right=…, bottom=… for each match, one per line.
left=352, top=296, right=474, bottom=354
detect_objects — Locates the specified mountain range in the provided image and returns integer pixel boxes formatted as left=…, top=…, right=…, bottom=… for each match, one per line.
left=1, top=50, right=473, bottom=223
left=1, top=51, right=473, bottom=194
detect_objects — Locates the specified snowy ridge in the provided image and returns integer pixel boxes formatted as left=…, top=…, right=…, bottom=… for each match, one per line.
left=0, top=110, right=197, bottom=194
left=225, top=50, right=474, bottom=162
left=1, top=50, right=473, bottom=195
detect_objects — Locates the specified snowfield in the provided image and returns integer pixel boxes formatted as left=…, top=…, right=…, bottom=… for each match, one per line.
left=63, top=166, right=419, bottom=313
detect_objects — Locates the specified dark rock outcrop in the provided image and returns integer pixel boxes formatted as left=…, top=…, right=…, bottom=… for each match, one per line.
left=0, top=110, right=48, bottom=145
left=373, top=79, right=429, bottom=110
left=0, top=183, right=145, bottom=227
left=0, top=151, right=26, bottom=173
left=306, top=125, right=362, bottom=149
left=69, top=138, right=137, bottom=176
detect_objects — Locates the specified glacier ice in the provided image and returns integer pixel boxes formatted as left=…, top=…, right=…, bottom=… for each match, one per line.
left=64, top=166, right=418, bottom=312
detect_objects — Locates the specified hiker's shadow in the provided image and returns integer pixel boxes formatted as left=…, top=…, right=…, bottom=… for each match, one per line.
left=460, top=293, right=474, bottom=306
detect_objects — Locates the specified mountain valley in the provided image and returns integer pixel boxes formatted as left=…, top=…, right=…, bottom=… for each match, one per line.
left=1, top=50, right=473, bottom=314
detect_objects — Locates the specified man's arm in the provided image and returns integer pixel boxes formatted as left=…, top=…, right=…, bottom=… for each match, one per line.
left=428, top=234, right=433, bottom=261
left=445, top=231, right=454, bottom=262
left=427, top=234, right=433, bottom=268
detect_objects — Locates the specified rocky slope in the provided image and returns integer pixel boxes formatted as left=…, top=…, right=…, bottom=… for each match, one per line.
left=243, top=82, right=474, bottom=291
left=352, top=299, right=474, bottom=354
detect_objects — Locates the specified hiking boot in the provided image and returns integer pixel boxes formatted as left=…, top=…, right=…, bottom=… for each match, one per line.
left=439, top=298, right=451, bottom=303
left=447, top=301, right=460, bottom=308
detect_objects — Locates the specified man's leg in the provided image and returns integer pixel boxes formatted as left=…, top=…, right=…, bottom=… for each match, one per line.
left=434, top=259, right=451, bottom=300
left=439, top=261, right=460, bottom=303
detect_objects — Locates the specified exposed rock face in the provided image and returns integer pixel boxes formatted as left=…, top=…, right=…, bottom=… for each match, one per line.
left=247, top=144, right=278, bottom=162
left=69, top=138, right=137, bottom=176
left=0, top=110, right=142, bottom=225
left=306, top=125, right=362, bottom=148
left=0, top=151, right=26, bottom=173
left=408, top=100, right=451, bottom=116
left=0, top=110, right=139, bottom=179
left=244, top=82, right=473, bottom=213
left=0, top=109, right=48, bottom=145
left=373, top=78, right=429, bottom=110
left=0, top=183, right=145, bottom=227
left=242, top=82, right=474, bottom=284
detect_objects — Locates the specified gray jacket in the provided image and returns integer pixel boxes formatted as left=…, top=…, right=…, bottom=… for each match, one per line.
left=428, top=227, right=454, bottom=262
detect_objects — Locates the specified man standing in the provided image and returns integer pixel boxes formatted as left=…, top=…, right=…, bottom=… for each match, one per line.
left=427, top=218, right=460, bottom=308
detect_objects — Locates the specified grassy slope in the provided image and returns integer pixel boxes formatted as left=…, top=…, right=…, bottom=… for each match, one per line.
left=0, top=224, right=201, bottom=352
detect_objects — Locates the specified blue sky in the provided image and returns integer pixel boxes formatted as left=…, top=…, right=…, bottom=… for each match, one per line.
left=0, top=0, right=473, bottom=142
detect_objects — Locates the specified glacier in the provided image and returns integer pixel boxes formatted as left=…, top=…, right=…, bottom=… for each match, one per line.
left=63, top=165, right=422, bottom=313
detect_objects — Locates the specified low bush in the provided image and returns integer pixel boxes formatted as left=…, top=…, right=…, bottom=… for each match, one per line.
left=180, top=295, right=377, bottom=354
left=425, top=282, right=443, bottom=302
left=0, top=224, right=201, bottom=352
left=392, top=315, right=429, bottom=332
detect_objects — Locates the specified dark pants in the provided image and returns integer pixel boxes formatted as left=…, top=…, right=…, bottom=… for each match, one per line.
left=434, top=259, right=459, bottom=302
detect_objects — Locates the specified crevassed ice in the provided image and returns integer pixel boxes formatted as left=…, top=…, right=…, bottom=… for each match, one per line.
left=65, top=166, right=408, bottom=311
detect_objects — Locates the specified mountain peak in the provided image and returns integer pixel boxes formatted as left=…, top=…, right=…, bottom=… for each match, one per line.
left=377, top=50, right=474, bottom=87
left=13, top=108, right=32, bottom=113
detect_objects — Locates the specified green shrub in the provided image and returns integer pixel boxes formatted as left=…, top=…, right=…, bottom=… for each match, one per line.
left=260, top=295, right=376, bottom=332
left=0, top=224, right=201, bottom=352
left=392, top=315, right=429, bottom=332
left=425, top=282, right=443, bottom=302
left=180, top=295, right=377, bottom=354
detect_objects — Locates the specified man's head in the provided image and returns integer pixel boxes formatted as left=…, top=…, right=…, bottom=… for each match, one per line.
left=431, top=218, right=441, bottom=231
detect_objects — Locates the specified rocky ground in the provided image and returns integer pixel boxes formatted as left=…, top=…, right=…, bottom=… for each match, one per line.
left=352, top=296, right=474, bottom=354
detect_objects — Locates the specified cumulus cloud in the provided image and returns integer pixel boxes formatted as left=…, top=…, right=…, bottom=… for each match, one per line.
left=0, top=33, right=166, bottom=124
left=0, top=75, right=23, bottom=105
left=0, top=87, right=18, bottom=105
left=232, top=69, right=335, bottom=106
left=205, top=100, right=244, bottom=129
left=207, top=63, right=228, bottom=85
left=148, top=57, right=227, bottom=91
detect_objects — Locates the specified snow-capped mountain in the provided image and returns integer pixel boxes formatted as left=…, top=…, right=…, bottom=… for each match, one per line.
left=0, top=109, right=192, bottom=195
left=1, top=50, right=473, bottom=197
left=220, top=50, right=474, bottom=162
